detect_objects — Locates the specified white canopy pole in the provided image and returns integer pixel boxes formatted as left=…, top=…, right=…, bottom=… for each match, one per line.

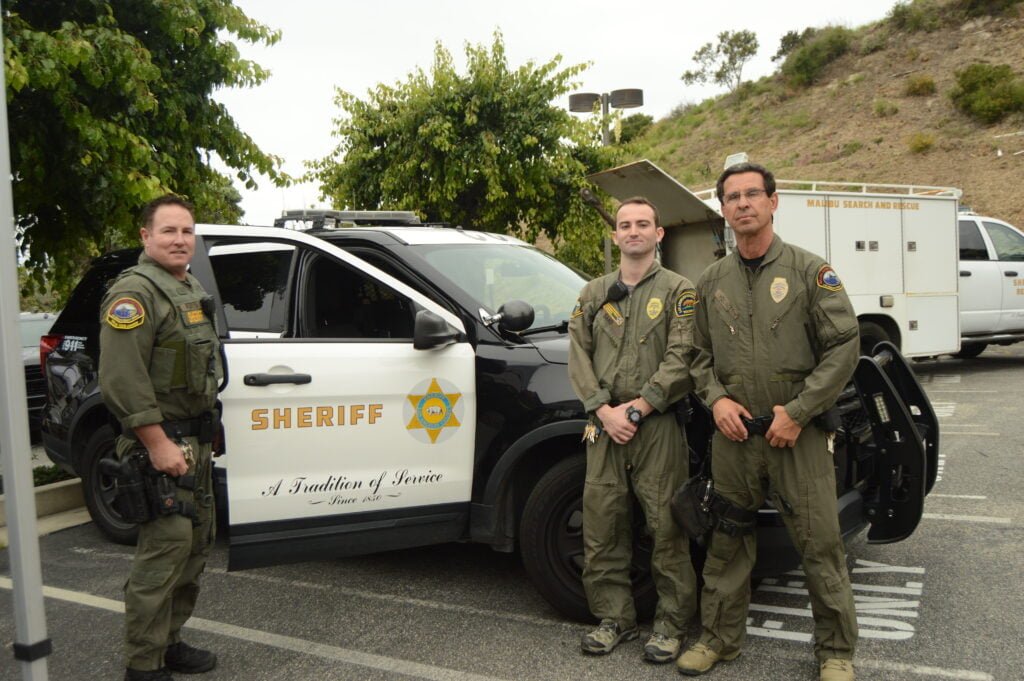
left=0, top=4, right=52, bottom=678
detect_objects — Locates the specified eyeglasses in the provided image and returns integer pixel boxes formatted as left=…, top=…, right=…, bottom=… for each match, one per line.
left=723, top=189, right=768, bottom=205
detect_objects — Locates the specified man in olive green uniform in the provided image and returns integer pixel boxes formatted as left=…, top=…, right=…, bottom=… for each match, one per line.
left=568, top=197, right=698, bottom=663
left=677, top=164, right=859, bottom=681
left=100, top=195, right=222, bottom=681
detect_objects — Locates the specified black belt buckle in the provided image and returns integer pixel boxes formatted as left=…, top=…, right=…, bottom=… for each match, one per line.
left=741, top=415, right=774, bottom=437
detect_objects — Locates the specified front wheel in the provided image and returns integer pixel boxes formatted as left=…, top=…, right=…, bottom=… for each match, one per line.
left=519, top=453, right=656, bottom=622
left=82, top=424, right=139, bottom=545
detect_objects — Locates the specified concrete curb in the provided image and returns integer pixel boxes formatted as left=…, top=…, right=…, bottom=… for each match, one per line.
left=0, top=477, right=85, bottom=525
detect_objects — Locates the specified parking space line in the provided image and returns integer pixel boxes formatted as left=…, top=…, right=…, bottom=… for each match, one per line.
left=930, top=494, right=987, bottom=499
left=0, top=577, right=509, bottom=681
left=939, top=432, right=1001, bottom=436
left=923, top=513, right=1011, bottom=524
left=856, top=658, right=993, bottom=680
left=67, top=547, right=577, bottom=631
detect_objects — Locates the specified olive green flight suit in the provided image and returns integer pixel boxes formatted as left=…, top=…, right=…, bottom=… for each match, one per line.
left=568, top=261, right=698, bottom=637
left=99, top=252, right=223, bottom=671
left=689, top=236, right=860, bottom=663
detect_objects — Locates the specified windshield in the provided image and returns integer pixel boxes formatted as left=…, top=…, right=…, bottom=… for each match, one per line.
left=416, top=244, right=587, bottom=330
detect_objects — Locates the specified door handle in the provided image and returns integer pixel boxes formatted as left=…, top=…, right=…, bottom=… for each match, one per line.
left=1005, top=271, right=1019, bottom=277
left=959, top=270, right=971, bottom=276
left=243, top=373, right=312, bottom=386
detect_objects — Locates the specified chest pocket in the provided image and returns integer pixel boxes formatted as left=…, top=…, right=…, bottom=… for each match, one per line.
left=767, top=290, right=815, bottom=375
left=176, top=305, right=222, bottom=396
left=592, top=304, right=625, bottom=344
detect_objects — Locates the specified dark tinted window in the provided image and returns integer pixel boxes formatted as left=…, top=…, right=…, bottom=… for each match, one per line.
left=983, top=222, right=1024, bottom=262
left=958, top=221, right=989, bottom=261
left=300, top=254, right=415, bottom=340
left=57, top=262, right=133, bottom=326
left=210, top=249, right=293, bottom=333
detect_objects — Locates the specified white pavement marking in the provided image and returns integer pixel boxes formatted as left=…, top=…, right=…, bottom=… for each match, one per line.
left=927, top=390, right=996, bottom=393
left=0, top=577, right=509, bottom=681
left=923, top=513, right=1012, bottom=524
left=856, top=658, right=993, bottom=680
left=940, top=432, right=1001, bottom=436
left=931, top=402, right=956, bottom=418
left=930, top=494, right=987, bottom=499
left=68, top=547, right=577, bottom=630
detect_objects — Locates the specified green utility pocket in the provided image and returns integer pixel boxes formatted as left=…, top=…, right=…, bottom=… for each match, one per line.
left=186, top=338, right=216, bottom=395
left=148, top=346, right=180, bottom=393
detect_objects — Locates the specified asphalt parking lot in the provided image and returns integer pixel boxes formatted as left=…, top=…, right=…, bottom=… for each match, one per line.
left=3, top=346, right=1023, bottom=681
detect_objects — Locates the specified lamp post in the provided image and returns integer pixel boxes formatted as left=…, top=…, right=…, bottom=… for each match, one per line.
left=569, top=88, right=644, bottom=272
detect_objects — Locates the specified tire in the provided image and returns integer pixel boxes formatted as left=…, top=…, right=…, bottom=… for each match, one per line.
left=519, top=453, right=656, bottom=622
left=954, top=343, right=986, bottom=359
left=82, top=424, right=139, bottom=545
left=858, top=320, right=891, bottom=357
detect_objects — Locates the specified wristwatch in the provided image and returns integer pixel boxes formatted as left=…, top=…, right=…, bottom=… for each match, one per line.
left=626, top=405, right=643, bottom=425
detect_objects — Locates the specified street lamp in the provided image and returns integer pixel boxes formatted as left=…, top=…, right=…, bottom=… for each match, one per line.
left=569, top=88, right=644, bottom=272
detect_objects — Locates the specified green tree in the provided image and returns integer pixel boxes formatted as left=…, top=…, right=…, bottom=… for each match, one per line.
left=617, top=113, right=654, bottom=144
left=5, top=0, right=286, bottom=298
left=309, top=32, right=614, bottom=275
left=681, top=30, right=759, bottom=92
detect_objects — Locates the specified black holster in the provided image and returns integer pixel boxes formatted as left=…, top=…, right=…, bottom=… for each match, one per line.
left=99, top=451, right=197, bottom=525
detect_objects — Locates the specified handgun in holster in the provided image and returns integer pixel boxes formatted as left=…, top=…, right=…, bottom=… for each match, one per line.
left=99, top=451, right=198, bottom=525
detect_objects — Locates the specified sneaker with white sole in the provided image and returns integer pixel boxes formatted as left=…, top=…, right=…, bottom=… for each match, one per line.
left=580, top=619, right=639, bottom=655
left=643, top=632, right=681, bottom=663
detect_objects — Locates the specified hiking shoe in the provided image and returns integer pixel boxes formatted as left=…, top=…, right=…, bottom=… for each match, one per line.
left=820, top=658, right=855, bottom=681
left=124, top=668, right=172, bottom=681
left=164, top=641, right=217, bottom=674
left=676, top=642, right=739, bottom=675
left=643, top=632, right=681, bottom=663
left=580, top=619, right=639, bottom=655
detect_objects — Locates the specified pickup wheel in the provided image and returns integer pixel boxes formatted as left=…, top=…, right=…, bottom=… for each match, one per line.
left=82, top=425, right=139, bottom=545
left=954, top=343, right=986, bottom=359
left=519, top=453, right=656, bottom=622
left=858, top=320, right=891, bottom=357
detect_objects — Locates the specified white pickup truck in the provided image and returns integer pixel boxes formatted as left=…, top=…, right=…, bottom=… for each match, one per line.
left=588, top=159, right=1024, bottom=359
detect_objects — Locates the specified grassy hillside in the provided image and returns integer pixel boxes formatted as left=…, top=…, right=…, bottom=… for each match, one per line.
left=631, top=0, right=1024, bottom=229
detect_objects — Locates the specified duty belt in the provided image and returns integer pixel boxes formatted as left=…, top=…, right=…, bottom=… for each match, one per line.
left=159, top=410, right=219, bottom=444
left=741, top=414, right=774, bottom=437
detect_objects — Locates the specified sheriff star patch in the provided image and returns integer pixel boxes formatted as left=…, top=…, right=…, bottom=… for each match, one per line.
left=675, top=289, right=697, bottom=318
left=816, top=265, right=844, bottom=292
left=106, top=297, right=145, bottom=330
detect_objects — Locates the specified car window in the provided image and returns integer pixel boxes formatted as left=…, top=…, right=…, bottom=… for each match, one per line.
left=415, top=244, right=585, bottom=328
left=57, top=263, right=129, bottom=325
left=983, top=222, right=1024, bottom=262
left=210, top=248, right=293, bottom=333
left=958, top=221, right=989, bottom=261
left=300, top=252, right=415, bottom=340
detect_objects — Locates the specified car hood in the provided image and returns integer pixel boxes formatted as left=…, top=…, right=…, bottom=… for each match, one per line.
left=530, top=335, right=570, bottom=365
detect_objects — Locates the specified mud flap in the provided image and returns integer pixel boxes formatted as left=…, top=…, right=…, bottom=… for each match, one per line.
left=853, top=352, right=927, bottom=544
left=870, top=341, right=940, bottom=494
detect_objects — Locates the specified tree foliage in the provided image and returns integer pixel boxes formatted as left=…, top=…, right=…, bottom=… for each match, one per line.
left=4, top=0, right=286, bottom=298
left=617, top=113, right=654, bottom=144
left=681, top=30, right=759, bottom=93
left=309, top=32, right=615, bottom=276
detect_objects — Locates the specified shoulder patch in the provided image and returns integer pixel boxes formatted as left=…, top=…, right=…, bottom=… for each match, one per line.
left=816, top=265, right=844, bottom=292
left=570, top=298, right=583, bottom=319
left=675, top=289, right=698, bottom=318
left=106, top=297, right=146, bottom=330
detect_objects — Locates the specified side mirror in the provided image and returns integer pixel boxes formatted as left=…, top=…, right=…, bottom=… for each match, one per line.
left=413, top=309, right=459, bottom=350
left=494, top=300, right=535, bottom=333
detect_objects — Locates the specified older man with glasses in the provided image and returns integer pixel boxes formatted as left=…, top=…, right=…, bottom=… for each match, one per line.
left=677, top=163, right=860, bottom=681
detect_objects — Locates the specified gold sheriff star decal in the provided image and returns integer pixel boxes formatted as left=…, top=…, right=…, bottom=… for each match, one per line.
left=405, top=378, right=462, bottom=444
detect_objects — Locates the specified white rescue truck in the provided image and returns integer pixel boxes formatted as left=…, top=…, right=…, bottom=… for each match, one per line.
left=589, top=159, right=1024, bottom=358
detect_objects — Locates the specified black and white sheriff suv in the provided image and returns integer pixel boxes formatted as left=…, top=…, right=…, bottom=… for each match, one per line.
left=40, top=210, right=937, bottom=621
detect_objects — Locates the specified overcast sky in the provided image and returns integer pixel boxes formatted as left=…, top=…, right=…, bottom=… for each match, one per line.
left=215, top=0, right=901, bottom=224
